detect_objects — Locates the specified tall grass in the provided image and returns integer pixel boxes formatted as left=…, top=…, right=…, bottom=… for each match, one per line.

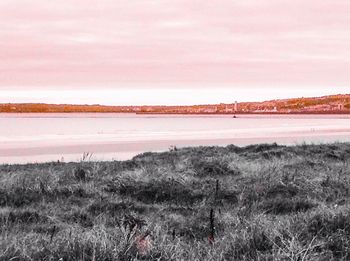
left=1, top=142, right=350, bottom=260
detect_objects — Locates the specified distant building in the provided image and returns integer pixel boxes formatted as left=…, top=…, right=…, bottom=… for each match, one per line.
left=338, top=104, right=344, bottom=110
left=234, top=101, right=238, bottom=112
left=224, top=105, right=233, bottom=113
left=203, top=108, right=217, bottom=113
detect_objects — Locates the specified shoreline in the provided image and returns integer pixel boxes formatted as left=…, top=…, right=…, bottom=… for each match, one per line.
left=1, top=133, right=350, bottom=165
left=1, top=111, right=350, bottom=114
left=1, top=113, right=350, bottom=165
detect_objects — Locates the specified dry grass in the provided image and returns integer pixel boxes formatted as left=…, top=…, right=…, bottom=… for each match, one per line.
left=1, top=142, right=350, bottom=260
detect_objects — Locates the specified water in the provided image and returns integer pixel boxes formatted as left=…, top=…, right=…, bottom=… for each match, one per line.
left=1, top=113, right=350, bottom=164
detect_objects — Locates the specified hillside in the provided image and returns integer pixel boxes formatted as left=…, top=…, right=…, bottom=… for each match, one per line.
left=239, top=94, right=350, bottom=113
left=0, top=94, right=349, bottom=114
left=1, top=143, right=350, bottom=260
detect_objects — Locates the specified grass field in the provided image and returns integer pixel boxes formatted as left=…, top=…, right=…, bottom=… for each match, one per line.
left=1, top=143, right=350, bottom=260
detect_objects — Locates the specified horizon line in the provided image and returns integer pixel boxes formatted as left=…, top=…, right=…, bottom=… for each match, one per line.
left=0, top=92, right=348, bottom=108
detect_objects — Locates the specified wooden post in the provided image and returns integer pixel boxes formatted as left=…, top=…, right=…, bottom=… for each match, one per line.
left=50, top=225, right=57, bottom=243
left=215, top=179, right=220, bottom=199
left=172, top=228, right=176, bottom=240
left=209, top=209, right=215, bottom=244
left=39, top=180, right=46, bottom=194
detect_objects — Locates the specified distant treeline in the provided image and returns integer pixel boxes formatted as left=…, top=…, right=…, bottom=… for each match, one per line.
left=0, top=103, right=133, bottom=113
left=1, top=94, right=350, bottom=113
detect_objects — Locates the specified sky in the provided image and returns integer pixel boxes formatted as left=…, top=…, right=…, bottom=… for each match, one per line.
left=0, top=0, right=349, bottom=105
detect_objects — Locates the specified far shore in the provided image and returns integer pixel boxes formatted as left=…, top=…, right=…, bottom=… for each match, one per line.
left=1, top=111, right=350, bottom=114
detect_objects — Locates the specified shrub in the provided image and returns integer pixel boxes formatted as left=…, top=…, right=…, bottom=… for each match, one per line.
left=117, top=179, right=205, bottom=205
left=191, top=159, right=240, bottom=177
left=265, top=184, right=299, bottom=199
left=321, top=178, right=350, bottom=202
left=87, top=200, right=148, bottom=217
left=224, top=228, right=274, bottom=260
left=73, top=168, right=87, bottom=181
left=0, top=188, right=42, bottom=207
left=243, top=143, right=279, bottom=153
left=64, top=211, right=94, bottom=228
left=0, top=210, right=46, bottom=225
left=308, top=212, right=350, bottom=237
left=259, top=198, right=315, bottom=215
left=326, top=232, right=350, bottom=259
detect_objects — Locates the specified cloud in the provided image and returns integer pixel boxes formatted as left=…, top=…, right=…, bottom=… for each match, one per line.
left=0, top=0, right=349, bottom=91
left=1, top=86, right=349, bottom=105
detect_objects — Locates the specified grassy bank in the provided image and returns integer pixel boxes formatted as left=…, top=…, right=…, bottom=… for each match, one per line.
left=1, top=143, right=350, bottom=260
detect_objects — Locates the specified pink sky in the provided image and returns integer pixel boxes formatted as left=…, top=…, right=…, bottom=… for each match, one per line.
left=0, top=0, right=349, bottom=105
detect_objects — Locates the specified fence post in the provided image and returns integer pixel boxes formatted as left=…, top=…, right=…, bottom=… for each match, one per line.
left=172, top=228, right=176, bottom=240
left=215, top=179, right=220, bottom=199
left=50, top=225, right=57, bottom=243
left=209, top=209, right=215, bottom=244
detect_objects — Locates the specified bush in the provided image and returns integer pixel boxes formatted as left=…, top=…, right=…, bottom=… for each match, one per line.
left=0, top=210, right=46, bottom=225
left=87, top=200, right=148, bottom=216
left=191, top=159, right=240, bottom=177
left=265, top=184, right=299, bottom=199
left=224, top=228, right=274, bottom=260
left=308, top=212, right=350, bottom=237
left=0, top=188, right=42, bottom=207
left=243, top=143, right=279, bottom=153
left=64, top=211, right=94, bottom=228
left=118, top=179, right=205, bottom=205
left=259, top=198, right=315, bottom=215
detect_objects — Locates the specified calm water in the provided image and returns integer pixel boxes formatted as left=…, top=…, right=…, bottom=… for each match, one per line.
left=1, top=113, right=350, bottom=164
